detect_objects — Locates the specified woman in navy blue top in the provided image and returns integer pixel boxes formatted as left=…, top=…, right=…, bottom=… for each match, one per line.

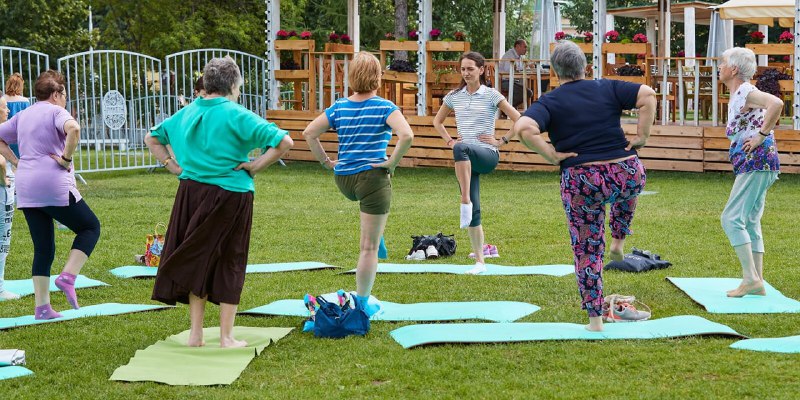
left=514, top=41, right=656, bottom=331
left=304, top=52, right=413, bottom=318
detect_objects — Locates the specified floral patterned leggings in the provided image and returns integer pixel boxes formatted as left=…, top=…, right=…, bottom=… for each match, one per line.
left=560, top=157, right=646, bottom=317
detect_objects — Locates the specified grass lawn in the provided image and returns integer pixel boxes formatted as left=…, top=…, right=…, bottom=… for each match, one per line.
left=1, top=162, right=799, bottom=398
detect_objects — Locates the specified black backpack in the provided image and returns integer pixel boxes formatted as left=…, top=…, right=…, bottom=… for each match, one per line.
left=408, top=233, right=457, bottom=257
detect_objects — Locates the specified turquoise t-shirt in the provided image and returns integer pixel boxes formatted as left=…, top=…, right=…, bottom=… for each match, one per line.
left=150, top=97, right=287, bottom=193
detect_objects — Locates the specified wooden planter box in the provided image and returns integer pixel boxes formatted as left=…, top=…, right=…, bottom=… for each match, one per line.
left=274, top=70, right=311, bottom=80
left=324, top=43, right=354, bottom=53
left=427, top=73, right=462, bottom=85
left=604, top=75, right=648, bottom=84
left=383, top=70, right=418, bottom=83
left=427, top=41, right=470, bottom=52
left=746, top=43, right=793, bottom=56
left=603, top=42, right=649, bottom=54
left=380, top=40, right=419, bottom=51
left=274, top=40, right=314, bottom=51
left=550, top=42, right=593, bottom=54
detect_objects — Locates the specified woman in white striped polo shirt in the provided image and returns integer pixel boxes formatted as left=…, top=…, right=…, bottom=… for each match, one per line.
left=433, top=52, right=521, bottom=274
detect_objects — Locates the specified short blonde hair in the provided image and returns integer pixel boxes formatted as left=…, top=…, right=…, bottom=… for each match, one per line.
left=5, top=73, right=24, bottom=96
left=348, top=52, right=381, bottom=93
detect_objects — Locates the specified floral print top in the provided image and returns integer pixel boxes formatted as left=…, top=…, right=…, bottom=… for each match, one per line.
left=725, top=82, right=780, bottom=175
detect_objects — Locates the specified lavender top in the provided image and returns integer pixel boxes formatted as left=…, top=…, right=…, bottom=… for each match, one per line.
left=0, top=101, right=82, bottom=207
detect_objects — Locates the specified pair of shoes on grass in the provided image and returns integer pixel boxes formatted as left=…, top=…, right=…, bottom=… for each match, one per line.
left=469, top=244, right=499, bottom=259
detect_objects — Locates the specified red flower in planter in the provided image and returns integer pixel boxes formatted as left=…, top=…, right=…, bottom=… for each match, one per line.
left=300, top=31, right=312, bottom=40
left=288, top=31, right=297, bottom=38
left=605, top=30, right=620, bottom=43
left=749, top=31, right=765, bottom=44
left=329, top=32, right=340, bottom=43
left=341, top=34, right=351, bottom=44
left=584, top=32, right=593, bottom=43
left=554, top=31, right=566, bottom=41
left=430, top=29, right=441, bottom=40
left=277, top=30, right=289, bottom=40
left=409, top=30, right=418, bottom=40
left=778, top=31, right=793, bottom=44
left=453, top=31, right=466, bottom=41
left=632, top=33, right=647, bottom=44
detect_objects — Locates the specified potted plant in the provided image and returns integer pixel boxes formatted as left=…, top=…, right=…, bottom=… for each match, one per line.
left=325, top=31, right=354, bottom=53
left=748, top=31, right=765, bottom=44
left=555, top=31, right=567, bottom=41
left=584, top=32, right=593, bottom=43
left=453, top=31, right=466, bottom=41
left=605, top=30, right=621, bottom=43
left=632, top=33, right=647, bottom=44
left=430, top=29, right=442, bottom=41
left=778, top=31, right=793, bottom=44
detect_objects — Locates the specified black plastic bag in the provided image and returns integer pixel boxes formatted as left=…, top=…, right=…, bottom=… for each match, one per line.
left=605, top=248, right=671, bottom=272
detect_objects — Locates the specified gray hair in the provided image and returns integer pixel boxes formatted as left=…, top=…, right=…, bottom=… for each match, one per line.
left=202, top=56, right=242, bottom=96
left=551, top=41, right=586, bottom=81
left=722, top=47, right=757, bottom=81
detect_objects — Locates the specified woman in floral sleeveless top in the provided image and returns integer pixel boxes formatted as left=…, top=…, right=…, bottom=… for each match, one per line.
left=718, top=47, right=782, bottom=298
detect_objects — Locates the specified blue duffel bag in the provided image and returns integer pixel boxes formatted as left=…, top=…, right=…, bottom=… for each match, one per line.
left=313, top=295, right=370, bottom=338
left=605, top=248, right=671, bottom=273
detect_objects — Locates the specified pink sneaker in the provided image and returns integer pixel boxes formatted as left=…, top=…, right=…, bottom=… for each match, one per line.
left=468, top=244, right=491, bottom=259
left=486, top=244, right=499, bottom=258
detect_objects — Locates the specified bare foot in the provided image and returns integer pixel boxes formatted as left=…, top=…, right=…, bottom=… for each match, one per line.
left=220, top=337, right=248, bottom=348
left=585, top=323, right=604, bottom=332
left=187, top=330, right=205, bottom=347
left=726, top=280, right=766, bottom=298
left=608, top=250, right=624, bottom=262
left=585, top=317, right=604, bottom=332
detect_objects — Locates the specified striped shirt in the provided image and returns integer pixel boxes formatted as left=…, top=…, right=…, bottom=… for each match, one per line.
left=443, top=85, right=504, bottom=151
left=325, top=96, right=399, bottom=176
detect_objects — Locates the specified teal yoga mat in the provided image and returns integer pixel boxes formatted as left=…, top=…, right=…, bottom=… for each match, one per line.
left=344, top=263, right=574, bottom=277
left=1, top=275, right=108, bottom=299
left=730, top=335, right=800, bottom=354
left=0, top=366, right=33, bottom=380
left=390, top=315, right=745, bottom=348
left=0, top=303, right=171, bottom=330
left=240, top=300, right=540, bottom=322
left=667, top=277, right=800, bottom=313
left=109, top=261, right=336, bottom=278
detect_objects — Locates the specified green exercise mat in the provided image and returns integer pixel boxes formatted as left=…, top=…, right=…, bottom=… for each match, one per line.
left=1, top=275, right=108, bottom=299
left=0, top=366, right=33, bottom=380
left=109, top=261, right=336, bottom=278
left=389, top=315, right=745, bottom=349
left=241, top=299, right=540, bottom=322
left=730, top=335, right=800, bottom=354
left=343, top=263, right=574, bottom=276
left=0, top=303, right=171, bottom=330
left=667, top=277, right=800, bottom=313
left=110, top=326, right=293, bottom=385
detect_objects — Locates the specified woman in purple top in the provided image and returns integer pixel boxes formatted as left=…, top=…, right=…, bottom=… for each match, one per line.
left=0, top=70, right=101, bottom=319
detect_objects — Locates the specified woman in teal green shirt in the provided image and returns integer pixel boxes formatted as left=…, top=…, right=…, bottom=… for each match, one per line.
left=145, top=56, right=293, bottom=348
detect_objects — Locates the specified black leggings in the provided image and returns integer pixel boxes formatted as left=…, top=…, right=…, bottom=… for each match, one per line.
left=453, top=143, right=499, bottom=227
left=22, top=194, right=101, bottom=277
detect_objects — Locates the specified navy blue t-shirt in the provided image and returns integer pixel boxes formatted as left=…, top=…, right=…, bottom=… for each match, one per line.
left=523, top=79, right=641, bottom=169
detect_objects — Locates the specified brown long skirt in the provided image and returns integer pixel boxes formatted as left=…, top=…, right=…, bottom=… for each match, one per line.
left=152, top=179, right=254, bottom=306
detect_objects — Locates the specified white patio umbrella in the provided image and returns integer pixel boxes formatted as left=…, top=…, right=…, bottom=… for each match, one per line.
left=716, top=0, right=794, bottom=27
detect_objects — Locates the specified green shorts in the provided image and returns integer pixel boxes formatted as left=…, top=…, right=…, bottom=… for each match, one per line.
left=334, top=168, right=392, bottom=215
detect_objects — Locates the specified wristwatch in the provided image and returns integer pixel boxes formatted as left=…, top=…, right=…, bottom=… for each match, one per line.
left=759, top=129, right=773, bottom=137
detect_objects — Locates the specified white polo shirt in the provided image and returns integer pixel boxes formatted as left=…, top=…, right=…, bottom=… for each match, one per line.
left=443, top=85, right=505, bottom=151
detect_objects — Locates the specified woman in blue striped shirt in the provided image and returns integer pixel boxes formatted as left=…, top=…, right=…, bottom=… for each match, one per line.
left=433, top=52, right=521, bottom=274
left=304, top=52, right=413, bottom=316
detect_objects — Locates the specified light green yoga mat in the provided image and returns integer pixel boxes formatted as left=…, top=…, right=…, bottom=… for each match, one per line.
left=730, top=335, right=800, bottom=354
left=344, top=263, right=574, bottom=276
left=389, top=315, right=745, bottom=349
left=109, top=261, right=336, bottom=278
left=241, top=299, right=539, bottom=322
left=667, top=277, right=800, bottom=313
left=0, top=366, right=33, bottom=380
left=1, top=275, right=108, bottom=299
left=110, top=326, right=293, bottom=386
left=0, top=303, right=171, bottom=330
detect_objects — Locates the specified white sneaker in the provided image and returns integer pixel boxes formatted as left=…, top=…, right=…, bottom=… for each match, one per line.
left=0, top=290, right=21, bottom=301
left=465, top=262, right=487, bottom=275
left=425, top=245, right=439, bottom=259
left=460, top=203, right=473, bottom=229
left=405, top=249, right=426, bottom=261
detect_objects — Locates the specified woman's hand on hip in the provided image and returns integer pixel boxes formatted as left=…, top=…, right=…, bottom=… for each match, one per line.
left=235, top=161, right=256, bottom=178
left=50, top=154, right=72, bottom=171
left=554, top=152, right=578, bottom=164
left=370, top=160, right=397, bottom=175
left=478, top=135, right=502, bottom=147
left=625, top=136, right=648, bottom=151
left=742, top=134, right=766, bottom=153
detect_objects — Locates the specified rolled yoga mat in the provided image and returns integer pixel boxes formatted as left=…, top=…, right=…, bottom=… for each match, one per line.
left=109, top=261, right=336, bottom=278
left=730, top=335, right=800, bottom=354
left=344, top=263, right=574, bottom=277
left=240, top=299, right=540, bottom=323
left=0, top=303, right=171, bottom=330
left=110, top=326, right=293, bottom=386
left=0, top=366, right=33, bottom=381
left=389, top=315, right=745, bottom=349
left=667, top=277, right=800, bottom=313
left=1, top=275, right=108, bottom=299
